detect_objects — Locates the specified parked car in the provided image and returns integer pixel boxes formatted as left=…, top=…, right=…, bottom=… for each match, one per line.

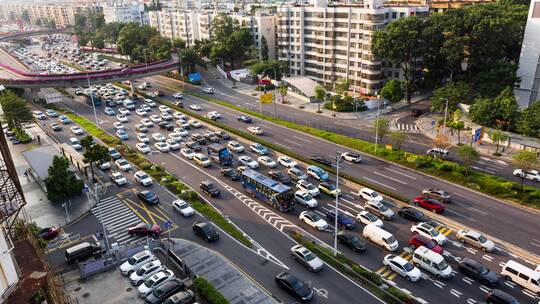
left=412, top=197, right=445, bottom=213
left=398, top=207, right=430, bottom=222
left=382, top=254, right=422, bottom=282
left=120, top=250, right=156, bottom=276
left=145, top=279, right=185, bottom=304
left=128, top=223, right=161, bottom=237
left=291, top=245, right=324, bottom=272
left=172, top=200, right=195, bottom=217
left=39, top=226, right=60, bottom=240
left=458, top=258, right=499, bottom=287
left=137, top=190, right=159, bottom=205
left=456, top=229, right=495, bottom=252
left=337, top=231, right=367, bottom=252
left=422, top=188, right=451, bottom=203
left=163, top=290, right=195, bottom=304
left=129, top=260, right=166, bottom=286
left=137, top=270, right=175, bottom=298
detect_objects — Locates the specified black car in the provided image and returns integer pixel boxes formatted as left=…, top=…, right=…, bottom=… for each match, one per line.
left=137, top=190, right=159, bottom=205
left=190, top=133, right=206, bottom=145
left=268, top=170, right=291, bottom=184
left=398, top=207, right=430, bottom=222
left=221, top=168, right=240, bottom=181
left=203, top=131, right=219, bottom=143
left=410, top=108, right=423, bottom=117
left=310, top=154, right=332, bottom=166
left=459, top=258, right=499, bottom=287
left=49, top=123, right=61, bottom=131
left=184, top=140, right=201, bottom=152
left=337, top=231, right=367, bottom=252
left=145, top=279, right=185, bottom=304
left=105, top=99, right=116, bottom=107
left=158, top=121, right=175, bottom=131
left=275, top=272, right=313, bottom=302
left=200, top=180, right=220, bottom=197
left=163, top=290, right=195, bottom=304
left=237, top=115, right=252, bottom=123
left=486, top=289, right=519, bottom=304
left=214, top=130, right=230, bottom=140
left=192, top=221, right=219, bottom=242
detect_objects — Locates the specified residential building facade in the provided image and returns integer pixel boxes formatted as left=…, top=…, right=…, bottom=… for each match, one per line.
left=102, top=1, right=146, bottom=25
left=0, top=3, right=77, bottom=28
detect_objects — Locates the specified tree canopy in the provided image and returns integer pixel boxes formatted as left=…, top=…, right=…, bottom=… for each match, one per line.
left=45, top=156, right=84, bottom=202
left=380, top=80, right=405, bottom=105
left=0, top=90, right=32, bottom=130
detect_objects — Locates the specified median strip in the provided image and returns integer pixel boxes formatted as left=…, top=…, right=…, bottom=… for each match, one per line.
left=62, top=111, right=253, bottom=248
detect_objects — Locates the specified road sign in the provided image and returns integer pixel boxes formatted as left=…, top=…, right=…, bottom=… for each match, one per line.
left=432, top=120, right=436, bottom=126
left=259, top=93, right=273, bottom=104
left=82, top=185, right=89, bottom=193
left=471, top=127, right=484, bottom=144
left=164, top=220, right=172, bottom=229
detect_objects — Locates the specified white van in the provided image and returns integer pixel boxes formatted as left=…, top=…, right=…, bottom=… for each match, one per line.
left=123, top=99, right=136, bottom=109
left=412, top=247, right=452, bottom=279
left=194, top=153, right=211, bottom=167
left=362, top=224, right=399, bottom=251
left=501, top=260, right=540, bottom=295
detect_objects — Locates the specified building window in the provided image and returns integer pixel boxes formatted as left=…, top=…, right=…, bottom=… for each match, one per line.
left=392, top=12, right=397, bottom=19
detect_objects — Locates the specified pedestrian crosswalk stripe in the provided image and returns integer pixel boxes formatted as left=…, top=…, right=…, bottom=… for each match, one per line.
left=395, top=123, right=420, bottom=133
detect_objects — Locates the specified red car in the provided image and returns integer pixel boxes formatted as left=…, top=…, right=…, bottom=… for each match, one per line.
left=38, top=226, right=60, bottom=240
left=413, top=196, right=445, bottom=213
left=127, top=223, right=161, bottom=237
left=409, top=234, right=444, bottom=254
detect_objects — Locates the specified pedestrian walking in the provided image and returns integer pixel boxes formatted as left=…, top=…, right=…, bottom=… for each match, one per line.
left=23, top=169, right=28, bottom=178
left=37, top=135, right=40, bottom=144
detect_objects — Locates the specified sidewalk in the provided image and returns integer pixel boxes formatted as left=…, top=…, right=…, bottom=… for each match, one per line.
left=169, top=238, right=277, bottom=304
left=8, top=122, right=95, bottom=228
left=205, top=65, right=430, bottom=121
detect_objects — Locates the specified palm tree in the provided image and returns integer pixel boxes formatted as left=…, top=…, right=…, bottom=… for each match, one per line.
left=278, top=83, right=288, bottom=104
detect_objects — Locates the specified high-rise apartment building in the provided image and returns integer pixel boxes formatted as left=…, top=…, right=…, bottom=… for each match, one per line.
left=102, top=1, right=146, bottom=25
left=0, top=3, right=76, bottom=28
left=277, top=0, right=428, bottom=95
left=148, top=10, right=200, bottom=45
left=515, top=0, right=540, bottom=107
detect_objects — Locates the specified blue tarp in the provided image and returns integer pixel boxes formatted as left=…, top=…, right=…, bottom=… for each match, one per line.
left=188, top=72, right=201, bottom=82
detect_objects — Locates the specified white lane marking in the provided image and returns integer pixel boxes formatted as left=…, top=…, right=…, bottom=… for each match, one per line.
left=504, top=281, right=516, bottom=288
left=450, top=289, right=462, bottom=297
left=482, top=254, right=493, bottom=262
left=282, top=138, right=302, bottom=146
left=471, top=166, right=497, bottom=174
left=292, top=135, right=311, bottom=143
left=479, top=285, right=491, bottom=293
left=373, top=171, right=408, bottom=185
left=384, top=167, right=417, bottom=179
left=462, top=277, right=474, bottom=285
left=343, top=194, right=355, bottom=200
left=416, top=298, right=428, bottom=304
left=467, top=298, right=477, bottom=304
left=364, top=177, right=397, bottom=190
left=522, top=289, right=537, bottom=298
left=469, top=207, right=488, bottom=216
left=465, top=247, right=477, bottom=254
left=530, top=241, right=540, bottom=248
left=499, top=261, right=506, bottom=268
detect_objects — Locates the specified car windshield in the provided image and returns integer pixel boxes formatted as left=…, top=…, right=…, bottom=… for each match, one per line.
left=365, top=213, right=378, bottom=222
left=304, top=193, right=313, bottom=200
left=425, top=240, right=436, bottom=249
left=127, top=257, right=136, bottom=265
left=350, top=236, right=361, bottom=244
left=478, top=235, right=487, bottom=243
left=305, top=184, right=315, bottom=190
left=436, top=260, right=449, bottom=271
left=304, top=252, right=316, bottom=261
left=136, top=266, right=147, bottom=275
left=311, top=213, right=321, bottom=221
left=371, top=192, right=380, bottom=197
left=145, top=192, right=155, bottom=199
left=478, top=265, right=489, bottom=275
left=378, top=204, right=389, bottom=211
left=292, top=280, right=304, bottom=290
left=144, top=277, right=157, bottom=287
left=385, top=236, right=397, bottom=244
left=430, top=229, right=440, bottom=237
left=403, top=262, right=414, bottom=272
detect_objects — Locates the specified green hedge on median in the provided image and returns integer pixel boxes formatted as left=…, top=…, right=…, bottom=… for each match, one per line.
left=193, top=277, right=229, bottom=304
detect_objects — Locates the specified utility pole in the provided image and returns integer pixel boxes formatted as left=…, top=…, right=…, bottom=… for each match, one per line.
left=273, top=94, right=276, bottom=119
left=442, top=98, right=449, bottom=135
left=94, top=183, right=110, bottom=251
left=86, top=73, right=99, bottom=127
left=333, top=151, right=341, bottom=256
left=374, top=99, right=381, bottom=154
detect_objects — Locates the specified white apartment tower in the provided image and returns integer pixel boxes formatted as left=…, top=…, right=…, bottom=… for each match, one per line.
left=277, top=0, right=428, bottom=95
left=515, top=0, right=540, bottom=107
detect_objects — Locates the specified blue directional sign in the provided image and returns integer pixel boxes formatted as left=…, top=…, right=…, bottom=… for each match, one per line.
left=472, top=127, right=483, bottom=143
left=82, top=185, right=89, bottom=193
left=188, top=72, right=201, bottom=82
left=164, top=220, right=173, bottom=229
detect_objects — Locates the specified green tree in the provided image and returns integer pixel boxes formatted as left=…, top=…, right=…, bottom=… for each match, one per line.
left=81, top=136, right=110, bottom=182
left=457, top=145, right=480, bottom=176
left=210, top=13, right=239, bottom=43
left=278, top=83, right=288, bottom=103
left=171, top=38, right=186, bottom=50
left=431, top=82, right=473, bottom=112
left=260, top=36, right=269, bottom=61
left=372, top=117, right=390, bottom=145
left=0, top=90, right=32, bottom=129
left=489, top=130, right=508, bottom=154
left=117, top=23, right=159, bottom=62
left=472, top=62, right=519, bottom=98
left=249, top=60, right=286, bottom=80
left=470, top=87, right=520, bottom=130
left=101, top=22, right=125, bottom=43
left=148, top=35, right=171, bottom=60
left=334, top=79, right=350, bottom=96
left=35, top=19, right=42, bottom=26
left=512, top=150, right=539, bottom=188
left=517, top=101, right=540, bottom=138
left=91, top=32, right=105, bottom=50
left=315, top=85, right=325, bottom=113
left=373, top=16, right=425, bottom=103
left=21, top=10, right=30, bottom=22
left=448, top=120, right=465, bottom=144
left=179, top=48, right=200, bottom=75
left=380, top=80, right=405, bottom=106
left=45, top=156, right=84, bottom=202
left=389, top=131, right=408, bottom=150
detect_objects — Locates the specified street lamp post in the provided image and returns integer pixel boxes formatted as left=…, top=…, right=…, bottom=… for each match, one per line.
left=333, top=151, right=342, bottom=256
left=374, top=96, right=381, bottom=154
left=86, top=73, right=99, bottom=127
left=442, top=97, right=449, bottom=135
left=94, top=183, right=110, bottom=251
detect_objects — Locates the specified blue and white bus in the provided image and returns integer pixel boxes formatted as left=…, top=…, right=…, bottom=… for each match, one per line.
left=241, top=169, right=294, bottom=212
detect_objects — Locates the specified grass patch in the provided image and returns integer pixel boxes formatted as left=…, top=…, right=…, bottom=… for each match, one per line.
left=193, top=277, right=229, bottom=304
left=13, top=127, right=32, bottom=143
left=61, top=111, right=252, bottom=248
left=186, top=92, right=540, bottom=209
left=289, top=231, right=417, bottom=304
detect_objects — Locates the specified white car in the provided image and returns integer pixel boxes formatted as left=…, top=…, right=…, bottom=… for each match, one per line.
left=278, top=156, right=297, bottom=168
left=238, top=156, right=258, bottom=169
left=136, top=143, right=151, bottom=154
left=173, top=112, right=185, bottom=120
left=140, top=104, right=151, bottom=112
left=172, top=92, right=183, bottom=99
left=180, top=148, right=194, bottom=159
left=258, top=156, right=277, bottom=168
left=99, top=161, right=111, bottom=170
left=294, top=191, right=318, bottom=208
left=141, top=118, right=153, bottom=127
left=158, top=105, right=171, bottom=113
left=129, top=260, right=165, bottom=286
left=119, top=250, right=155, bottom=276
left=110, top=171, right=127, bottom=186
left=206, top=111, right=221, bottom=120
left=144, top=99, right=157, bottom=107
left=411, top=222, right=447, bottom=246
left=137, top=133, right=150, bottom=143
left=174, top=128, right=188, bottom=137
left=189, top=104, right=202, bottom=111
left=188, top=120, right=202, bottom=128
left=382, top=254, right=422, bottom=282
left=172, top=200, right=195, bottom=217
left=70, top=126, right=84, bottom=135
left=160, top=113, right=173, bottom=121
left=247, top=126, right=263, bottom=135
left=341, top=152, right=362, bottom=163
left=134, top=171, right=153, bottom=186
left=227, top=141, right=244, bottom=153
left=203, top=87, right=215, bottom=94
left=155, top=142, right=170, bottom=152
left=117, top=114, right=128, bottom=123
left=166, top=139, right=181, bottom=150
left=456, top=229, right=495, bottom=252
left=152, top=133, right=166, bottom=142
left=113, top=122, right=125, bottom=130
left=137, top=270, right=175, bottom=298
left=150, top=114, right=162, bottom=123
left=358, top=187, right=383, bottom=203
left=296, top=180, right=320, bottom=197
left=291, top=245, right=324, bottom=272
left=115, top=158, right=132, bottom=171
left=513, top=169, right=540, bottom=182
left=118, top=108, right=130, bottom=115
left=356, top=211, right=384, bottom=228
left=168, top=133, right=182, bottom=142
left=299, top=211, right=328, bottom=231
left=365, top=200, right=395, bottom=220
left=135, top=108, right=147, bottom=116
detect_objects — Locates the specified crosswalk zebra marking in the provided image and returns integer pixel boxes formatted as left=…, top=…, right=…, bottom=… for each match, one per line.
left=395, top=123, right=420, bottom=133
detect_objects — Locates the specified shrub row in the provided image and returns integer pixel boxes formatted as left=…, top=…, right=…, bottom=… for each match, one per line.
left=289, top=231, right=416, bottom=304
left=187, top=92, right=540, bottom=209
left=62, top=111, right=253, bottom=248
left=193, top=277, right=229, bottom=304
